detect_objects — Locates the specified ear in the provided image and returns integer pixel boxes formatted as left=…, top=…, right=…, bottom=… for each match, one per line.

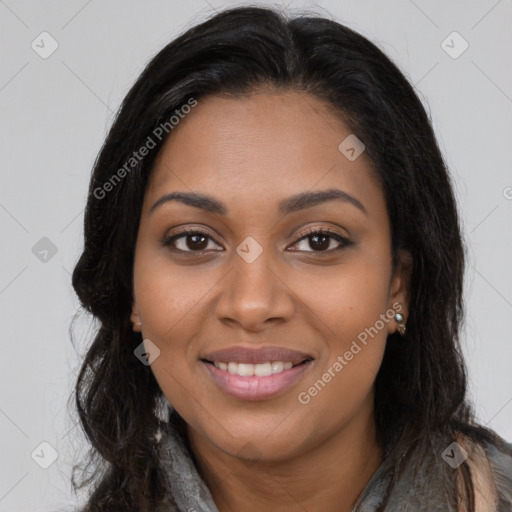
left=387, top=249, right=412, bottom=334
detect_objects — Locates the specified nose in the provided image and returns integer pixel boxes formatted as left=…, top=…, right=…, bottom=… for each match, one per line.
left=214, top=248, right=295, bottom=332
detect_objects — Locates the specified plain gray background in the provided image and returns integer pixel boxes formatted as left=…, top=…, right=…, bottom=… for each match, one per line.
left=1, top=1, right=511, bottom=510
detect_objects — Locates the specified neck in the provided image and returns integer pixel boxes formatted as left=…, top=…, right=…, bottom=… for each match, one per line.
left=186, top=395, right=382, bottom=512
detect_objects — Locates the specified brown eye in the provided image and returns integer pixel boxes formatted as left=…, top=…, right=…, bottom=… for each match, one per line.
left=183, top=233, right=209, bottom=250
left=161, top=227, right=350, bottom=255
left=291, top=228, right=349, bottom=253
left=162, top=229, right=222, bottom=252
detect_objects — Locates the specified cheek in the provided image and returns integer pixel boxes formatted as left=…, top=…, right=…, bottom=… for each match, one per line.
left=133, top=255, right=208, bottom=413
left=132, top=256, right=217, bottom=401
left=294, top=265, right=390, bottom=435
left=133, top=249, right=212, bottom=337
left=292, top=255, right=391, bottom=400
left=295, top=339, right=385, bottom=446
left=294, top=254, right=392, bottom=341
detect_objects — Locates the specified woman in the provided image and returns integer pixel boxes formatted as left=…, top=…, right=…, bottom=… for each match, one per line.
left=70, top=5, right=512, bottom=511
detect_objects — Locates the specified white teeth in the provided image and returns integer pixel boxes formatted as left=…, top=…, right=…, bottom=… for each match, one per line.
left=255, top=362, right=272, bottom=376
left=238, top=363, right=254, bottom=376
left=213, top=361, right=295, bottom=376
left=271, top=361, right=284, bottom=373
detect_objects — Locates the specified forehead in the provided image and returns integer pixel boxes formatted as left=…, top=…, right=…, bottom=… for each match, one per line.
left=144, top=91, right=383, bottom=217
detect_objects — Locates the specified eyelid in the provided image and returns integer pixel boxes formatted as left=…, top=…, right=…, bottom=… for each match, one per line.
left=290, top=226, right=349, bottom=252
left=162, top=224, right=350, bottom=253
left=162, top=226, right=223, bottom=251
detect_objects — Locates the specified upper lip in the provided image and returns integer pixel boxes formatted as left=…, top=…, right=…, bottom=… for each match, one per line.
left=201, top=346, right=314, bottom=365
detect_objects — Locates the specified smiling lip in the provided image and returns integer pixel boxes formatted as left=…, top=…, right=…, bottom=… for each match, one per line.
left=200, top=345, right=314, bottom=365
left=202, top=359, right=314, bottom=401
left=200, top=345, right=315, bottom=401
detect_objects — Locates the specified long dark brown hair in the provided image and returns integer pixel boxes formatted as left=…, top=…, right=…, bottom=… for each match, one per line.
left=69, top=5, right=509, bottom=511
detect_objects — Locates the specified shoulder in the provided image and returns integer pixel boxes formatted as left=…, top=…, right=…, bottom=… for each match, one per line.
left=455, top=432, right=512, bottom=512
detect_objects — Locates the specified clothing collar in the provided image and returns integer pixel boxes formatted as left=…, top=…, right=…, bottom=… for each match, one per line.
left=156, top=401, right=511, bottom=511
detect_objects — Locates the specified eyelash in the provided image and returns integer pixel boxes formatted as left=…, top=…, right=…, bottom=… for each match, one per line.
left=161, top=227, right=350, bottom=255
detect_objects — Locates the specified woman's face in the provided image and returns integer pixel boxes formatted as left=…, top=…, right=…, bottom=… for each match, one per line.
left=131, top=91, right=409, bottom=462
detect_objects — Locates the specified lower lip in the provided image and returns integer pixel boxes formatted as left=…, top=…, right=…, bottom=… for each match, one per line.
left=202, top=360, right=314, bottom=401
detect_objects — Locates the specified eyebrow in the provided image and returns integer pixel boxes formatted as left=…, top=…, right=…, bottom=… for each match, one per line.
left=149, top=188, right=367, bottom=216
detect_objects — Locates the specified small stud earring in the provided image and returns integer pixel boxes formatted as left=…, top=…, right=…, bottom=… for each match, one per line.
left=394, top=313, right=406, bottom=336
left=133, top=321, right=142, bottom=333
